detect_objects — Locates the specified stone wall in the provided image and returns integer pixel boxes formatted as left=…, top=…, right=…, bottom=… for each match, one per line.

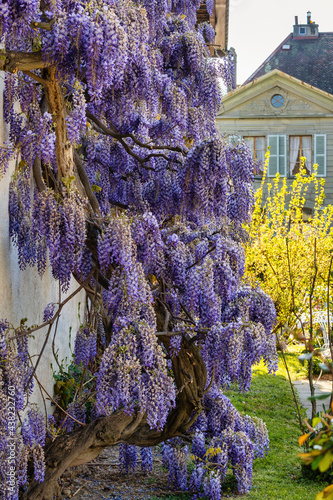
left=0, top=78, right=85, bottom=414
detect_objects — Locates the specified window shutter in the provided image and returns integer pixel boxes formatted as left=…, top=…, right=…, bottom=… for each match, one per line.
left=314, top=134, right=326, bottom=177
left=278, top=135, right=287, bottom=177
left=267, top=135, right=286, bottom=177
left=267, top=135, right=278, bottom=177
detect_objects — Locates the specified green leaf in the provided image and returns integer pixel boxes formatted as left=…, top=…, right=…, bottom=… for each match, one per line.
left=311, top=453, right=323, bottom=470
left=319, top=363, right=331, bottom=372
left=319, top=451, right=333, bottom=472
left=308, top=392, right=332, bottom=401
left=312, top=417, right=322, bottom=427
left=299, top=352, right=314, bottom=361
left=62, top=175, right=76, bottom=187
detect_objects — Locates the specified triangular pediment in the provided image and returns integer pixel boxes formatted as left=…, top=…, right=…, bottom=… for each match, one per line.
left=218, top=70, right=333, bottom=119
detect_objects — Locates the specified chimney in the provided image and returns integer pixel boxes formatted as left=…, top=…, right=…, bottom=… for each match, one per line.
left=293, top=12, right=318, bottom=38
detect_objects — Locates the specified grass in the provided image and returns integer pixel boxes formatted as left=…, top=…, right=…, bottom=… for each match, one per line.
left=278, top=343, right=310, bottom=380
left=155, top=346, right=329, bottom=500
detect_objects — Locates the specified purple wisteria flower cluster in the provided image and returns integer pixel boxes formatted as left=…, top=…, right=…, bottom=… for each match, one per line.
left=161, top=439, right=189, bottom=490
left=118, top=444, right=153, bottom=475
left=119, top=443, right=138, bottom=474
left=74, top=326, right=97, bottom=368
left=43, top=303, right=56, bottom=323
left=21, top=407, right=46, bottom=482
left=96, top=320, right=176, bottom=430
left=161, top=387, right=269, bottom=498
left=9, top=181, right=87, bottom=291
left=0, top=321, right=46, bottom=499
left=140, top=446, right=154, bottom=474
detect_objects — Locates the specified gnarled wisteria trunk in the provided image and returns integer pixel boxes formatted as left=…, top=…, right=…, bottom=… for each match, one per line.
left=0, top=1, right=277, bottom=499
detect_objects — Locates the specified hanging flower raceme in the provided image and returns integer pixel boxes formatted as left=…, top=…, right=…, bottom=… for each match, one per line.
left=9, top=175, right=87, bottom=292
left=0, top=322, right=46, bottom=495
left=43, top=303, right=56, bottom=323
left=33, top=189, right=87, bottom=291
left=202, top=317, right=276, bottom=392
left=140, top=447, right=153, bottom=474
left=180, top=137, right=230, bottom=222
left=222, top=287, right=278, bottom=374
left=96, top=320, right=176, bottom=430
left=21, top=407, right=46, bottom=482
left=161, top=439, right=189, bottom=490
left=186, top=387, right=269, bottom=497
left=119, top=443, right=137, bottom=474
left=74, top=326, right=97, bottom=368
left=131, top=211, right=165, bottom=275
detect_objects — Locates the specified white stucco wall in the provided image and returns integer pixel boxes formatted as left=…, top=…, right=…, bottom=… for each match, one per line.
left=0, top=78, right=85, bottom=414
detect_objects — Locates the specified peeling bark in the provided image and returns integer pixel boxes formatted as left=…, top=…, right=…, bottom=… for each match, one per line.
left=25, top=413, right=133, bottom=500
left=43, top=68, right=74, bottom=180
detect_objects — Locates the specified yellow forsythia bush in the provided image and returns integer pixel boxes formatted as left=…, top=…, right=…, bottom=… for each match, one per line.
left=244, top=153, right=333, bottom=335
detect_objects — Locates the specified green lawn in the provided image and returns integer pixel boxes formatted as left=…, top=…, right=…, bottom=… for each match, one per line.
left=222, top=355, right=328, bottom=500
left=220, top=355, right=325, bottom=500
left=156, top=347, right=329, bottom=500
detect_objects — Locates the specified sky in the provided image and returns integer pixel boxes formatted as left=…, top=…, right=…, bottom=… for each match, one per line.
left=228, top=0, right=333, bottom=85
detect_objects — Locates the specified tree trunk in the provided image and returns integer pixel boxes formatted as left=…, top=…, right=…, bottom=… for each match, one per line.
left=43, top=68, right=74, bottom=180
left=26, top=339, right=207, bottom=499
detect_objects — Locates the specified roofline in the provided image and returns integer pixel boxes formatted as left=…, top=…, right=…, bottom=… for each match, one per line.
left=243, top=33, right=292, bottom=84
left=244, top=31, right=333, bottom=86
left=293, top=36, right=319, bottom=40
left=220, top=69, right=333, bottom=108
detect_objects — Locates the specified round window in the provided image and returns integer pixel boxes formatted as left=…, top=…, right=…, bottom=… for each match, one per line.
left=271, top=94, right=284, bottom=108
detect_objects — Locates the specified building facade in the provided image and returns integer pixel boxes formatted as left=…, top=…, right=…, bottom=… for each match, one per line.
left=217, top=14, right=333, bottom=207
left=198, top=0, right=229, bottom=51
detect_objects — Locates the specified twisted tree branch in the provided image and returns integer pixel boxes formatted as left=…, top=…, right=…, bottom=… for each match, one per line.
left=73, top=150, right=101, bottom=216
left=86, top=111, right=187, bottom=154
left=86, top=111, right=184, bottom=167
left=0, top=50, right=47, bottom=73
left=30, top=19, right=56, bottom=31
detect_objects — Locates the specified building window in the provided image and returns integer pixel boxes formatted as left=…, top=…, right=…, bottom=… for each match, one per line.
left=289, top=136, right=312, bottom=175
left=271, top=94, right=284, bottom=108
left=299, top=27, right=306, bottom=35
left=302, top=207, right=313, bottom=221
left=243, top=136, right=266, bottom=175
left=228, top=134, right=242, bottom=145
left=243, top=134, right=326, bottom=179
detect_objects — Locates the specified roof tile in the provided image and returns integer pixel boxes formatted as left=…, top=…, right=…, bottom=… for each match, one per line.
left=245, top=33, right=333, bottom=95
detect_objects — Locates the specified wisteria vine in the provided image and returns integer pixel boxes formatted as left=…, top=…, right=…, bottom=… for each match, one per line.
left=0, top=0, right=276, bottom=499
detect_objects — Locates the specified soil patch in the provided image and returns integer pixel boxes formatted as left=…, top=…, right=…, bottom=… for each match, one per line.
left=58, top=445, right=174, bottom=500
left=317, top=373, right=333, bottom=381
